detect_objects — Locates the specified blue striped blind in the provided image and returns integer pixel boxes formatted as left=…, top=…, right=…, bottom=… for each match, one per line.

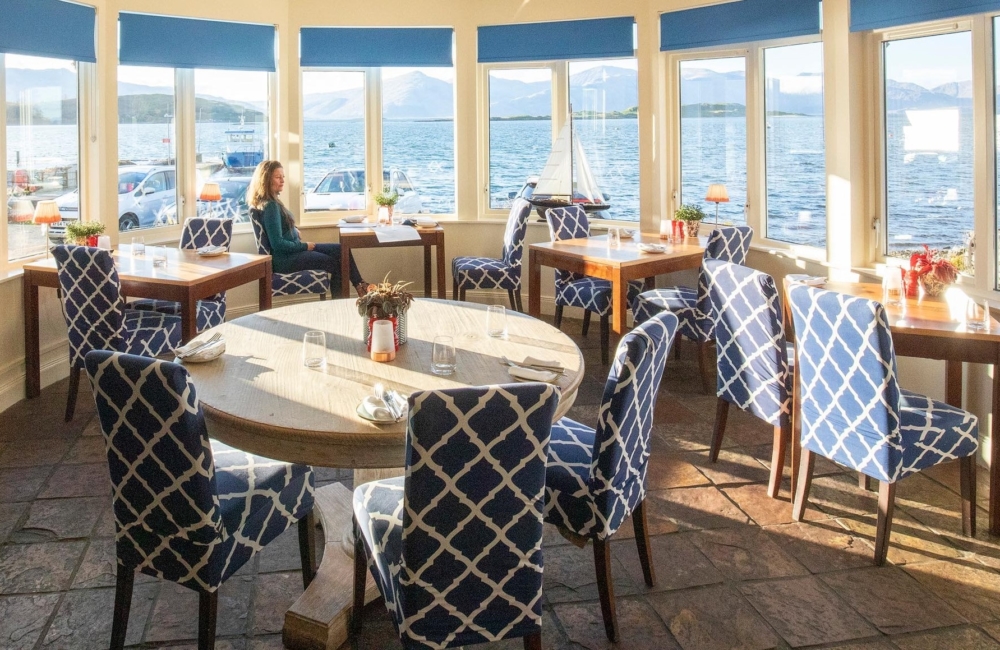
left=0, top=0, right=96, bottom=63
left=119, top=13, right=276, bottom=71
left=851, top=0, right=1000, bottom=31
left=477, top=17, right=635, bottom=63
left=660, top=0, right=821, bottom=51
left=300, top=28, right=454, bottom=67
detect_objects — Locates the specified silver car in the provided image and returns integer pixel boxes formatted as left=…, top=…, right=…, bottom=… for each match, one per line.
left=305, top=168, right=424, bottom=213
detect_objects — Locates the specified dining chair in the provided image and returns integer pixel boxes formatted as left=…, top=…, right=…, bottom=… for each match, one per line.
left=352, top=383, right=558, bottom=650
left=705, top=259, right=790, bottom=499
left=129, top=217, right=233, bottom=331
left=545, top=310, right=678, bottom=642
left=787, top=284, right=979, bottom=565
left=53, top=245, right=181, bottom=422
left=632, top=225, right=753, bottom=393
left=249, top=208, right=331, bottom=300
left=85, top=350, right=316, bottom=650
left=452, top=197, right=531, bottom=311
left=546, top=205, right=644, bottom=364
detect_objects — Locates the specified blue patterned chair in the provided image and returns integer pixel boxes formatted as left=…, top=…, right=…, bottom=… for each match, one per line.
left=84, top=350, right=316, bottom=650
left=129, top=217, right=234, bottom=331
left=545, top=311, right=678, bottom=642
left=452, top=198, right=531, bottom=311
left=632, top=225, right=753, bottom=393
left=249, top=208, right=331, bottom=300
left=546, top=205, right=644, bottom=365
left=352, top=383, right=558, bottom=650
left=705, top=260, right=790, bottom=499
left=53, top=245, right=181, bottom=423
left=787, top=284, right=979, bottom=565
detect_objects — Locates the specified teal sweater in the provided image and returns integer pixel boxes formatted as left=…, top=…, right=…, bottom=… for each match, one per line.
left=261, top=200, right=307, bottom=272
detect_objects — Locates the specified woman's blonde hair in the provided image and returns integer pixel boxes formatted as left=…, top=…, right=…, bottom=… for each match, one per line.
left=248, top=160, right=284, bottom=211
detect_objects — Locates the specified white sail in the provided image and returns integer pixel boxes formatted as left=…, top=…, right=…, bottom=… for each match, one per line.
left=533, top=124, right=572, bottom=198
left=574, top=135, right=604, bottom=203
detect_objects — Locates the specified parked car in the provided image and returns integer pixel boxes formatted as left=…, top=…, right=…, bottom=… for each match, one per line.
left=305, top=168, right=424, bottom=213
left=161, top=176, right=252, bottom=224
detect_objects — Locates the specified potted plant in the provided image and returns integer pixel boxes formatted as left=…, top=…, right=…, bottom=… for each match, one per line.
left=910, top=245, right=959, bottom=297
left=675, top=204, right=706, bottom=238
left=356, top=275, right=414, bottom=350
left=65, top=221, right=106, bottom=247
left=374, top=185, right=399, bottom=221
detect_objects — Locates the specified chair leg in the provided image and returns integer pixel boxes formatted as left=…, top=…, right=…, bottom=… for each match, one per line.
left=507, top=288, right=517, bottom=311
left=459, top=287, right=467, bottom=302
left=352, top=516, right=368, bottom=634
left=515, top=289, right=523, bottom=313
left=697, top=341, right=713, bottom=394
left=453, top=277, right=459, bottom=301
left=64, top=366, right=81, bottom=422
left=582, top=310, right=592, bottom=337
left=523, top=631, right=542, bottom=650
left=593, top=539, right=618, bottom=643
left=198, top=590, right=218, bottom=650
left=874, top=481, right=897, bottom=566
left=674, top=337, right=682, bottom=360
left=600, top=314, right=610, bottom=366
left=792, top=449, right=815, bottom=522
left=768, top=421, right=790, bottom=500
left=110, top=565, right=134, bottom=650
left=553, top=305, right=564, bottom=329
left=960, top=455, right=977, bottom=537
left=319, top=293, right=328, bottom=301
left=709, top=398, right=730, bottom=463
left=632, top=498, right=656, bottom=587
left=298, top=512, right=317, bottom=589
left=858, top=473, right=872, bottom=491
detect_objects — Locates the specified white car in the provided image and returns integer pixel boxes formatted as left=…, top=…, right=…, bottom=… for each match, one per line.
left=52, top=165, right=177, bottom=235
left=305, top=168, right=423, bottom=213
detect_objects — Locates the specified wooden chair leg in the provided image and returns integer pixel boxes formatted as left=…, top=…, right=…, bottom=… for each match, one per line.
left=859, top=473, right=872, bottom=492
left=109, top=565, right=134, bottom=650
left=792, top=449, right=815, bottom=522
left=697, top=341, right=713, bottom=394
left=593, top=538, right=618, bottom=643
left=709, top=398, right=730, bottom=463
left=632, top=498, right=655, bottom=587
left=459, top=287, right=466, bottom=302
left=674, top=336, right=682, bottom=360
left=298, top=512, right=317, bottom=589
left=198, top=590, right=218, bottom=650
left=507, top=288, right=518, bottom=312
left=553, top=305, right=564, bottom=329
left=515, top=289, right=523, bottom=313
left=523, top=631, right=542, bottom=650
left=352, top=517, right=368, bottom=634
left=64, top=366, right=80, bottom=422
left=600, top=314, right=610, bottom=366
left=874, top=481, right=897, bottom=566
left=453, top=277, right=459, bottom=301
left=319, top=293, right=328, bottom=301
left=960, top=456, right=976, bottom=537
left=582, top=310, right=592, bottom=337
left=768, top=421, right=790, bottom=500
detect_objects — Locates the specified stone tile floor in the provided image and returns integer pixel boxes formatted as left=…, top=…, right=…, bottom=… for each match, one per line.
left=2, top=325, right=1000, bottom=648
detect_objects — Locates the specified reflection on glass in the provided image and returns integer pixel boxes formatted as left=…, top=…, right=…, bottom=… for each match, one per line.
left=884, top=32, right=973, bottom=275
left=680, top=57, right=747, bottom=224
left=303, top=71, right=367, bottom=212
left=764, top=42, right=826, bottom=247
left=382, top=67, right=455, bottom=215
left=5, top=54, right=79, bottom=260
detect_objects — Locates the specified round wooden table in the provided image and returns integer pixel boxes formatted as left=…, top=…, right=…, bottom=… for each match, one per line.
left=184, top=298, right=585, bottom=649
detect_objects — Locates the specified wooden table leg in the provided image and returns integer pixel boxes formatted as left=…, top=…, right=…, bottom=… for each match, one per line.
left=528, top=250, right=541, bottom=319
left=259, top=259, right=273, bottom=312
left=991, top=351, right=1000, bottom=536
left=340, top=241, right=352, bottom=299
left=23, top=273, right=41, bottom=399
left=436, top=236, right=446, bottom=300
left=181, top=293, right=198, bottom=344
left=611, top=268, right=626, bottom=334
left=423, top=245, right=432, bottom=298
left=945, top=360, right=963, bottom=407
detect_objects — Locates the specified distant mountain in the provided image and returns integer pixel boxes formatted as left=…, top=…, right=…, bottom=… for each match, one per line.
left=119, top=94, right=265, bottom=124
left=885, top=79, right=973, bottom=111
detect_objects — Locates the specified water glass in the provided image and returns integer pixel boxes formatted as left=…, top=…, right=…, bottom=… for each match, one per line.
left=302, top=331, right=327, bottom=370
left=431, top=336, right=456, bottom=376
left=131, top=236, right=145, bottom=256
left=882, top=268, right=903, bottom=307
left=966, top=298, right=990, bottom=331
left=486, top=305, right=507, bottom=339
left=607, top=227, right=621, bottom=249
left=151, top=247, right=168, bottom=268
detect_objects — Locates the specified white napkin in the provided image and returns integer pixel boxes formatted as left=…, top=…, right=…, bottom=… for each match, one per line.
left=415, top=217, right=437, bottom=227
left=361, top=396, right=394, bottom=422
left=508, top=366, right=560, bottom=383
left=522, top=356, right=563, bottom=371
left=374, top=226, right=422, bottom=243
left=197, top=245, right=226, bottom=255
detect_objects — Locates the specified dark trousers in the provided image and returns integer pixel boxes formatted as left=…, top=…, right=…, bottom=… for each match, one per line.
left=283, top=243, right=364, bottom=297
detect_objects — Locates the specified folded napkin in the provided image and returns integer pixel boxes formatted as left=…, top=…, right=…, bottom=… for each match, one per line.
left=786, top=274, right=825, bottom=287
left=197, top=245, right=226, bottom=255
left=361, top=396, right=394, bottom=422
left=522, top=356, right=564, bottom=371
left=508, top=366, right=560, bottom=383
left=415, top=217, right=437, bottom=227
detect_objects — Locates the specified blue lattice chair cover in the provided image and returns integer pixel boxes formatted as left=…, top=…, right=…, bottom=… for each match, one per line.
left=249, top=208, right=331, bottom=299
left=452, top=198, right=531, bottom=310
left=85, top=350, right=316, bottom=646
left=544, top=311, right=678, bottom=641
left=705, top=260, right=791, bottom=497
left=129, top=217, right=234, bottom=330
left=787, top=284, right=979, bottom=563
left=352, top=383, right=558, bottom=649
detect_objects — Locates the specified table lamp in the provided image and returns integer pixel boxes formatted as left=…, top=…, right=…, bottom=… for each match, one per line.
left=10, top=199, right=34, bottom=223
left=32, top=200, right=62, bottom=258
left=705, top=184, right=730, bottom=225
left=199, top=182, right=222, bottom=218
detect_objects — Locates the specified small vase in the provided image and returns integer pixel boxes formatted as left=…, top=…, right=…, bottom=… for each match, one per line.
left=86, top=235, right=99, bottom=247
left=919, top=272, right=948, bottom=297
left=684, top=221, right=701, bottom=238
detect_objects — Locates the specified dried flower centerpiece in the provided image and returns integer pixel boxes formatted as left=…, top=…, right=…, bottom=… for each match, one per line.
left=357, top=275, right=414, bottom=349
left=910, top=245, right=959, bottom=297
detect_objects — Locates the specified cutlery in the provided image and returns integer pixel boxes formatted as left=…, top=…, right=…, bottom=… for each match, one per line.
left=374, top=383, right=402, bottom=421
left=175, top=333, right=221, bottom=359
left=500, top=356, right=565, bottom=375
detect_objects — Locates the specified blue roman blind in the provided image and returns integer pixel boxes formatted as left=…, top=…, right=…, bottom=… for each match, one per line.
left=478, top=17, right=635, bottom=63
left=851, top=0, right=1000, bottom=31
left=119, top=13, right=276, bottom=71
left=300, top=28, right=454, bottom=67
left=0, top=0, right=95, bottom=62
left=660, top=0, right=821, bottom=51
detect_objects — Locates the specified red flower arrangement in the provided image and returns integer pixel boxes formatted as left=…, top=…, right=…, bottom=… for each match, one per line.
left=909, top=245, right=958, bottom=296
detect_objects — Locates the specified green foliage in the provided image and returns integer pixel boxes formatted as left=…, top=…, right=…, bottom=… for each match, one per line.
left=680, top=103, right=746, bottom=118
left=65, top=221, right=105, bottom=242
left=374, top=186, right=399, bottom=207
left=675, top=204, right=706, bottom=222
left=356, top=275, right=414, bottom=319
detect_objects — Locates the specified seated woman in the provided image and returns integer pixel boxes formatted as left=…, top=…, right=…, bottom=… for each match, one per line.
left=248, top=160, right=365, bottom=297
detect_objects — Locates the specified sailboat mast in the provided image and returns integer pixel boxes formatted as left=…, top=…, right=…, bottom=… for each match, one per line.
left=568, top=103, right=574, bottom=200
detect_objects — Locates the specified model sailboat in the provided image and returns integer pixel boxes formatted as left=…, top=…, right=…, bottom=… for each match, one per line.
left=529, top=114, right=610, bottom=213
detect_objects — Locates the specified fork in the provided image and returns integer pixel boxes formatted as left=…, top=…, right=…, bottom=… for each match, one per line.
left=500, top=356, right=565, bottom=374
left=373, top=383, right=402, bottom=421
left=175, top=333, right=221, bottom=359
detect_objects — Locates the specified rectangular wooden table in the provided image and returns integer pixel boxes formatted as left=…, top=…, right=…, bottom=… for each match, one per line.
left=786, top=280, right=1000, bottom=536
left=336, top=225, right=446, bottom=299
left=23, top=245, right=272, bottom=399
left=528, top=233, right=705, bottom=333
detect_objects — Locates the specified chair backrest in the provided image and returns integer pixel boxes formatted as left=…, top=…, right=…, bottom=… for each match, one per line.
left=180, top=217, right=234, bottom=250
left=787, top=283, right=903, bottom=481
left=53, top=245, right=126, bottom=369
left=590, top=311, right=677, bottom=538
left=84, top=351, right=222, bottom=574
left=500, top=198, right=532, bottom=269
left=397, top=383, right=558, bottom=647
left=545, top=205, right=590, bottom=285
left=695, top=226, right=754, bottom=334
left=706, top=260, right=789, bottom=427
left=248, top=208, right=272, bottom=255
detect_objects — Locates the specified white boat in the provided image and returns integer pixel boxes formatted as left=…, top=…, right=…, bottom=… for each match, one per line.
left=529, top=113, right=610, bottom=213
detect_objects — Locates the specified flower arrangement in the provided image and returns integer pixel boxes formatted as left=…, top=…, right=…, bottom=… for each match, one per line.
left=65, top=221, right=106, bottom=246
left=374, top=186, right=399, bottom=209
left=357, top=275, right=414, bottom=350
left=910, top=245, right=959, bottom=297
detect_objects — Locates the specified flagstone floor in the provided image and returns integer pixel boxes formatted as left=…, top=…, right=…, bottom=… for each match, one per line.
left=2, top=324, right=1000, bottom=649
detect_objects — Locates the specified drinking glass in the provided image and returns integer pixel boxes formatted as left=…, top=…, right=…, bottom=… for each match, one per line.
left=607, top=227, right=621, bottom=249
left=882, top=268, right=903, bottom=307
left=131, top=236, right=145, bottom=256
left=966, top=298, right=990, bottom=331
left=431, top=336, right=456, bottom=375
left=486, top=305, right=507, bottom=339
left=302, top=331, right=327, bottom=370
left=151, top=247, right=168, bottom=268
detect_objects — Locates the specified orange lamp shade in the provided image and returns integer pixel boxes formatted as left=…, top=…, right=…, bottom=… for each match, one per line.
left=10, top=199, right=34, bottom=223
left=32, top=200, right=62, bottom=225
left=705, top=184, right=730, bottom=204
left=199, top=182, right=222, bottom=202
